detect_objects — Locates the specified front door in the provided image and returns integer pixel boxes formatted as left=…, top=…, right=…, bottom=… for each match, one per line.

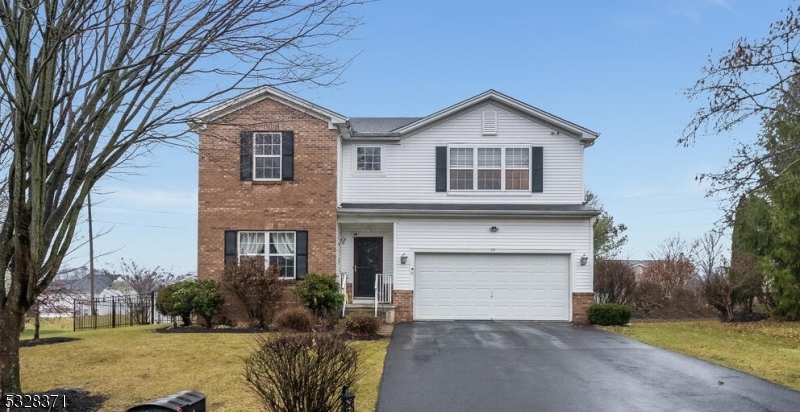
left=354, top=237, right=383, bottom=298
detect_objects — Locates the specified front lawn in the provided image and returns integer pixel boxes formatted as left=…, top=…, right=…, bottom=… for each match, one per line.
left=19, top=321, right=388, bottom=411
left=603, top=320, right=800, bottom=391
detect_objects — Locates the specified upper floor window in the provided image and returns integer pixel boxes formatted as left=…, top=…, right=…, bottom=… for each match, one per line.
left=356, top=146, right=381, bottom=171
left=239, top=131, right=294, bottom=182
left=449, top=146, right=530, bottom=191
left=254, top=132, right=282, bottom=180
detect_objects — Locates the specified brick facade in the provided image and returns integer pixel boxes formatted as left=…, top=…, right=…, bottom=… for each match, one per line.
left=197, top=97, right=338, bottom=324
left=572, top=292, right=595, bottom=325
left=393, top=290, right=413, bottom=322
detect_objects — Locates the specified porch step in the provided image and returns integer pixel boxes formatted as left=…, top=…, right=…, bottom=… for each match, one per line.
left=344, top=303, right=396, bottom=324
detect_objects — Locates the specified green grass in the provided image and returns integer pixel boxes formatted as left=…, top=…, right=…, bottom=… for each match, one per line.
left=19, top=321, right=389, bottom=411
left=602, top=320, right=800, bottom=391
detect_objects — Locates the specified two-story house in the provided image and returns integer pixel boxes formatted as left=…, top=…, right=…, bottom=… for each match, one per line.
left=190, top=87, right=599, bottom=324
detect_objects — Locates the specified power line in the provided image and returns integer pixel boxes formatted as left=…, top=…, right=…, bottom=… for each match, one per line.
left=93, top=219, right=193, bottom=230
left=95, top=206, right=194, bottom=215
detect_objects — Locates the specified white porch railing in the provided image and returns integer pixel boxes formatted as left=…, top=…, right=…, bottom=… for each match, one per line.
left=374, top=273, right=393, bottom=316
left=339, top=272, right=347, bottom=317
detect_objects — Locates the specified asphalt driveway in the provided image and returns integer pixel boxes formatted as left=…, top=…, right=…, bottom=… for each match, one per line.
left=377, top=322, right=800, bottom=412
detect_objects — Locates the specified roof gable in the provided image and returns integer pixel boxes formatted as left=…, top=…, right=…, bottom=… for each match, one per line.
left=393, top=90, right=599, bottom=145
left=188, top=86, right=347, bottom=130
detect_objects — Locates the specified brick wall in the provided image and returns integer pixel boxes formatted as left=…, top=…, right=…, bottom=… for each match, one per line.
left=197, top=97, right=338, bottom=324
left=572, top=292, right=594, bottom=325
left=393, top=290, right=413, bottom=322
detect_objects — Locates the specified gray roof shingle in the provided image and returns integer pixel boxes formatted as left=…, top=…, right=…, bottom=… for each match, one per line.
left=349, top=117, right=422, bottom=136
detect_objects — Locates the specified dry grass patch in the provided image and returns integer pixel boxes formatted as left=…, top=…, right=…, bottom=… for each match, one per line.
left=19, top=322, right=388, bottom=411
left=602, top=320, right=800, bottom=391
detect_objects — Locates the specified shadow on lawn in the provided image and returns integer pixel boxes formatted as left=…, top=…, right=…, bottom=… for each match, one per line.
left=19, top=337, right=80, bottom=347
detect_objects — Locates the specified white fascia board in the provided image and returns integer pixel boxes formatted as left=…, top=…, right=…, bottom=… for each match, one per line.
left=188, top=86, right=348, bottom=130
left=393, top=90, right=600, bottom=144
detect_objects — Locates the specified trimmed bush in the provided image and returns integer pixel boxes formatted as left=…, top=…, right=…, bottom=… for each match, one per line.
left=274, top=306, right=314, bottom=332
left=587, top=303, right=632, bottom=326
left=155, top=280, right=225, bottom=328
left=244, top=333, right=359, bottom=412
left=191, top=279, right=225, bottom=328
left=293, top=273, right=345, bottom=318
left=342, top=311, right=380, bottom=336
left=156, top=281, right=194, bottom=326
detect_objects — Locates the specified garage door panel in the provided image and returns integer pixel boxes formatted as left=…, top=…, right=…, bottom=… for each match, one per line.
left=415, top=253, right=569, bottom=321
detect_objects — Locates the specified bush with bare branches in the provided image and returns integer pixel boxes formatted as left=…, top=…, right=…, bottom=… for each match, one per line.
left=593, top=259, right=637, bottom=306
left=220, top=260, right=283, bottom=328
left=244, top=333, right=359, bottom=412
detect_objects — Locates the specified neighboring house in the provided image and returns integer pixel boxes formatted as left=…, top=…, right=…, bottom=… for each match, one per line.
left=190, top=87, right=600, bottom=323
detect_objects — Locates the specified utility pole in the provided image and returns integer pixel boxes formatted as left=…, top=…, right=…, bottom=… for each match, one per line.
left=88, top=192, right=96, bottom=317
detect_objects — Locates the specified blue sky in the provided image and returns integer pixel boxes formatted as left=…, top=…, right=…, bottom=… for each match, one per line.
left=66, top=0, right=787, bottom=275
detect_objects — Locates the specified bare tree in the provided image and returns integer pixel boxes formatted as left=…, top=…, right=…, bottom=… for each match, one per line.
left=692, top=230, right=728, bottom=280
left=0, top=0, right=363, bottom=394
left=683, top=4, right=800, bottom=216
left=635, top=237, right=705, bottom=318
left=116, top=259, right=175, bottom=295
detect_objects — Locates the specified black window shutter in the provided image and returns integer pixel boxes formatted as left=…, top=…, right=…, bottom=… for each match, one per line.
left=435, top=146, right=447, bottom=192
left=224, top=230, right=237, bottom=266
left=295, top=231, right=308, bottom=279
left=240, top=131, right=253, bottom=181
left=282, top=131, right=294, bottom=181
left=532, top=146, right=543, bottom=193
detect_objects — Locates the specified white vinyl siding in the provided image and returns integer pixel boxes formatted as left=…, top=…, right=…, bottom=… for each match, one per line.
left=341, top=103, right=584, bottom=204
left=338, top=224, right=394, bottom=287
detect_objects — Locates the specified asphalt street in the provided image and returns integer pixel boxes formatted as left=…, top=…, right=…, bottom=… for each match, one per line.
left=377, top=321, right=800, bottom=412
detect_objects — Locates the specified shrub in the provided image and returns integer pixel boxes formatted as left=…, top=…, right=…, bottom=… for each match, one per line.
left=701, top=268, right=734, bottom=322
left=293, top=273, right=345, bottom=318
left=191, top=279, right=225, bottom=328
left=156, top=281, right=194, bottom=326
left=587, top=303, right=632, bottom=326
left=594, top=259, right=637, bottom=306
left=221, top=259, right=283, bottom=328
left=156, top=280, right=225, bottom=328
left=244, top=333, right=359, bottom=412
left=274, top=306, right=314, bottom=332
left=342, top=311, right=380, bottom=336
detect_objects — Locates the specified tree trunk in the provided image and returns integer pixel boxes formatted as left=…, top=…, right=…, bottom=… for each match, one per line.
left=0, top=308, right=25, bottom=396
left=34, top=302, right=41, bottom=341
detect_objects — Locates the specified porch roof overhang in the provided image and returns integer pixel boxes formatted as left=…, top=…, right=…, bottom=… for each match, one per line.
left=338, top=203, right=600, bottom=218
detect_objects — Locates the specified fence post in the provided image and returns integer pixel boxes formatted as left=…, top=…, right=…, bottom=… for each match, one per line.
left=73, top=299, right=76, bottom=332
left=340, top=385, right=355, bottom=412
left=112, top=296, right=116, bottom=328
left=151, top=291, right=155, bottom=325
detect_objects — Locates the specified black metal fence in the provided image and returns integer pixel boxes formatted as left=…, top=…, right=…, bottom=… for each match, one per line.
left=73, top=292, right=172, bottom=331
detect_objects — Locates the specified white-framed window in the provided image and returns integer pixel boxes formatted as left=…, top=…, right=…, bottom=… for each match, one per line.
left=449, top=146, right=530, bottom=191
left=238, top=231, right=296, bottom=278
left=254, top=132, right=282, bottom=180
left=449, top=147, right=474, bottom=190
left=356, top=146, right=382, bottom=171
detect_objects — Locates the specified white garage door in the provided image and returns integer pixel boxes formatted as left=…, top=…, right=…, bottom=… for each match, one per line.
left=415, top=253, right=570, bottom=321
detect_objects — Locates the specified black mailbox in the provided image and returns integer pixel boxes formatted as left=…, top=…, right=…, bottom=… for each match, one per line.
left=126, top=391, right=206, bottom=412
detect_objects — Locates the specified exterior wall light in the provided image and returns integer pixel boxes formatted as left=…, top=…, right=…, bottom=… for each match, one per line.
left=580, top=254, right=589, bottom=266
left=400, top=253, right=408, bottom=264
left=490, top=226, right=499, bottom=232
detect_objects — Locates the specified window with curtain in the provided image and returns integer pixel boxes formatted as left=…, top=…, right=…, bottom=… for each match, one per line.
left=238, top=231, right=296, bottom=278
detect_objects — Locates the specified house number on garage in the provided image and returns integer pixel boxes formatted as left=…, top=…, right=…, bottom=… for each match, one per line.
left=490, top=248, right=496, bottom=253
